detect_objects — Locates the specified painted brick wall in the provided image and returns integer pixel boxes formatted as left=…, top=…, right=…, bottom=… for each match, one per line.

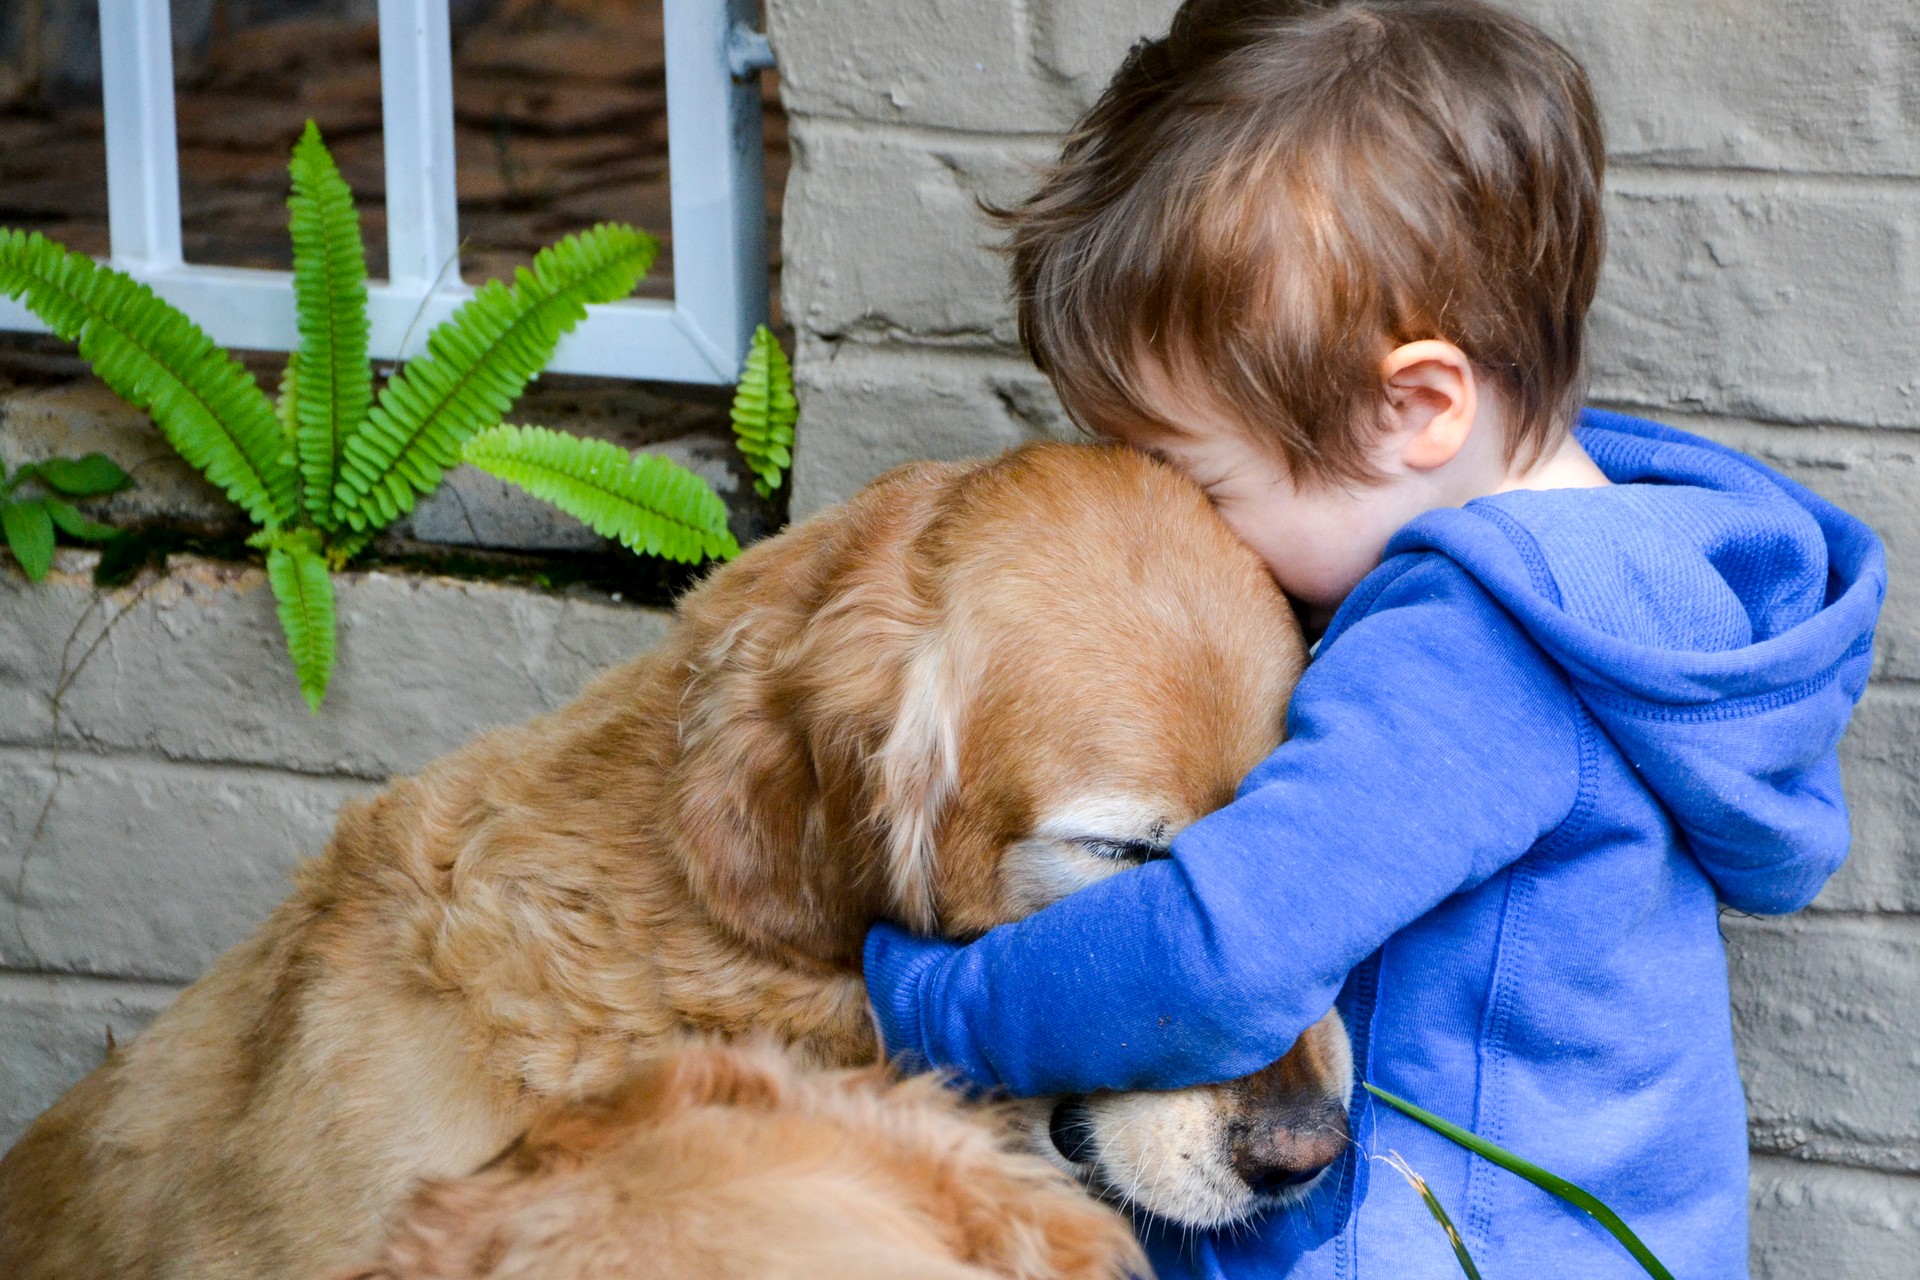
left=0, top=558, right=672, bottom=1144
left=767, top=0, right=1920, bottom=1272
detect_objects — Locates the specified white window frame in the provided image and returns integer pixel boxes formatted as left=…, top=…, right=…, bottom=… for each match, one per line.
left=0, top=0, right=772, bottom=384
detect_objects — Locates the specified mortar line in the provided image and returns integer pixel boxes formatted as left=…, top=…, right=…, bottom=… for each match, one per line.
left=1608, top=163, right=1920, bottom=197
left=1604, top=406, right=1920, bottom=440
left=0, top=740, right=390, bottom=786
left=0, top=967, right=186, bottom=1000
left=1749, top=1151, right=1920, bottom=1184
left=786, top=112, right=1068, bottom=148
left=1723, top=907, right=1920, bottom=927
left=1590, top=400, right=1920, bottom=438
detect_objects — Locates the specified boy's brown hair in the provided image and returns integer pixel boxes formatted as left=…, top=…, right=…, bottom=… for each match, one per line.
left=995, top=0, right=1606, bottom=483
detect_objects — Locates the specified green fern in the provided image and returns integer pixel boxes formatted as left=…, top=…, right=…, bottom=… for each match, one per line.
left=331, top=223, right=658, bottom=533
left=262, top=530, right=336, bottom=712
left=0, top=122, right=745, bottom=711
left=463, top=425, right=738, bottom=564
left=730, top=324, right=796, bottom=498
left=0, top=229, right=296, bottom=529
left=287, top=121, right=371, bottom=529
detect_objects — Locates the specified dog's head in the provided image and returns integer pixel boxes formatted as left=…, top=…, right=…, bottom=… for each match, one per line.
left=665, top=442, right=1351, bottom=1228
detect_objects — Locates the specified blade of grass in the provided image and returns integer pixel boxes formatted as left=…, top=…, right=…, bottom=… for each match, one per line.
left=1365, top=1083, right=1675, bottom=1280
left=1378, top=1151, right=1482, bottom=1279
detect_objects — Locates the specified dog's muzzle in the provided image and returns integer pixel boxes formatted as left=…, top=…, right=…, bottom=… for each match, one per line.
left=1048, top=1091, right=1346, bottom=1199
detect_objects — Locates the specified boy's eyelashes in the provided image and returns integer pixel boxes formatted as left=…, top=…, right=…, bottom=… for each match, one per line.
left=1075, top=837, right=1170, bottom=863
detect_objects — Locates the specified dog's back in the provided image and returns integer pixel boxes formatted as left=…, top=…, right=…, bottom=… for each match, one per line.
left=342, top=1041, right=1141, bottom=1280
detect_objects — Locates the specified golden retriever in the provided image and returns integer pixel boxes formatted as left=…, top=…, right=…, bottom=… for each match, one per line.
left=0, top=443, right=1350, bottom=1278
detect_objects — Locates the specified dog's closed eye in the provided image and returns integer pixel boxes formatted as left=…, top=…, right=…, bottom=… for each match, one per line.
left=1074, top=838, right=1168, bottom=863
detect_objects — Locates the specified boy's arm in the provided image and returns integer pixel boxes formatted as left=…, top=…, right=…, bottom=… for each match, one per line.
left=864, top=558, right=1586, bottom=1097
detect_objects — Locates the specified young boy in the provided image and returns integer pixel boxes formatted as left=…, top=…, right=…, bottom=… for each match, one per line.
left=861, top=2, right=1887, bottom=1277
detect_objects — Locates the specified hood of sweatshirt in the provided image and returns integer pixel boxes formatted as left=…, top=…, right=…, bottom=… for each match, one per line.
left=1385, top=410, right=1886, bottom=913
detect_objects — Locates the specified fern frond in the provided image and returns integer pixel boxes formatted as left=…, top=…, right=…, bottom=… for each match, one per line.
left=331, top=223, right=657, bottom=533
left=264, top=531, right=336, bottom=711
left=462, top=424, right=737, bottom=564
left=275, top=355, right=301, bottom=447
left=288, top=121, right=371, bottom=529
left=0, top=229, right=296, bottom=529
left=730, top=325, right=796, bottom=498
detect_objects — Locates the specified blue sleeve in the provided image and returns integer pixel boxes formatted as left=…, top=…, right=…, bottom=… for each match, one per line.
left=863, top=556, right=1587, bottom=1096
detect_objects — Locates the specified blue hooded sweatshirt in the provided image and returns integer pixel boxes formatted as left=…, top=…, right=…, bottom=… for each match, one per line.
left=863, top=412, right=1886, bottom=1279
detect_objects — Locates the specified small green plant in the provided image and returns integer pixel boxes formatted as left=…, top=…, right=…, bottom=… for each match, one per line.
left=1, top=452, right=130, bottom=581
left=730, top=324, right=796, bottom=498
left=1365, top=1083, right=1676, bottom=1280
left=0, top=121, right=787, bottom=710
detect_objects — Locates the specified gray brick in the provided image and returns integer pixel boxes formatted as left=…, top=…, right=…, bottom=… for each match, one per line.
left=1509, top=0, right=1920, bottom=176
left=0, top=971, right=179, bottom=1154
left=1819, top=687, right=1920, bottom=915
left=790, top=343, right=1071, bottom=517
left=0, top=749, right=371, bottom=982
left=1750, top=1157, right=1920, bottom=1280
left=784, top=123, right=1050, bottom=348
left=1728, top=913, right=1920, bottom=1175
left=1677, top=417, right=1920, bottom=683
left=1027, top=0, right=1181, bottom=114
left=1591, top=175, right=1920, bottom=430
left=0, top=378, right=243, bottom=533
left=0, top=554, right=673, bottom=779
left=770, top=0, right=1177, bottom=134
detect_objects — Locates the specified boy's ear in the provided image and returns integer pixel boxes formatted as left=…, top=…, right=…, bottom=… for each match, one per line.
left=1381, top=340, right=1478, bottom=472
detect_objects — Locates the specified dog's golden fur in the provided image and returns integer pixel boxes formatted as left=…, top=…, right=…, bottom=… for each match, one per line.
left=338, top=1039, right=1141, bottom=1280
left=0, top=443, right=1319, bottom=1278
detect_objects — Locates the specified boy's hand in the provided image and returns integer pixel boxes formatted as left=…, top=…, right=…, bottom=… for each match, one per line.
left=862, top=922, right=959, bottom=1067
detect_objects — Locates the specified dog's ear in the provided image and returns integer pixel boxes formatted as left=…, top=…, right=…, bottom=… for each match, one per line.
left=664, top=463, right=965, bottom=964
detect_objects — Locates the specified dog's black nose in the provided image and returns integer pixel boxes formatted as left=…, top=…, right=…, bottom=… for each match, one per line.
left=1048, top=1096, right=1100, bottom=1166
left=1243, top=1165, right=1326, bottom=1197
left=1230, top=1108, right=1346, bottom=1197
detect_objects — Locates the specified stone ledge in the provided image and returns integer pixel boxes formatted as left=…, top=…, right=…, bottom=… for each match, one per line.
left=0, top=552, right=674, bottom=779
left=0, top=336, right=776, bottom=554
left=1729, top=913, right=1920, bottom=1175
left=1750, top=1156, right=1920, bottom=1280
left=0, top=970, right=179, bottom=1154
